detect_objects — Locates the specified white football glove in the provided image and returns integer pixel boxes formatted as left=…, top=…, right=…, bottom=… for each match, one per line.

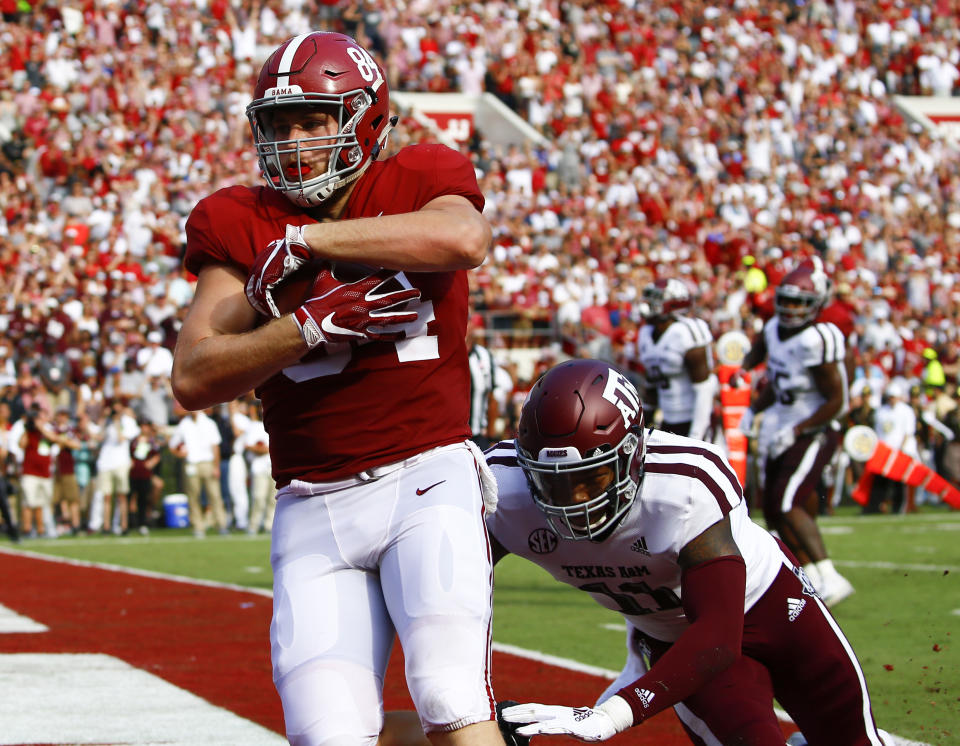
left=770, top=425, right=796, bottom=460
left=500, top=696, right=633, bottom=743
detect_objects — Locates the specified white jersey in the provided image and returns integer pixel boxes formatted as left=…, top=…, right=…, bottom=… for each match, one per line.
left=637, top=316, right=713, bottom=424
left=468, top=343, right=498, bottom=436
left=760, top=318, right=846, bottom=438
left=485, top=431, right=782, bottom=643
left=874, top=401, right=919, bottom=458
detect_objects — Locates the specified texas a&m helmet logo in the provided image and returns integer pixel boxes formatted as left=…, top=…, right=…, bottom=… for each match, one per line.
left=601, top=368, right=641, bottom=428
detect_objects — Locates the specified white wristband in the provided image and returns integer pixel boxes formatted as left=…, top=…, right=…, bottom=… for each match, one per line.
left=597, top=695, right=634, bottom=733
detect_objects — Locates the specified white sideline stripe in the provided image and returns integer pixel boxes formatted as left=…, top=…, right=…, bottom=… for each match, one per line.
left=492, top=641, right=620, bottom=679
left=820, top=525, right=854, bottom=534
left=0, top=653, right=286, bottom=745
left=821, top=515, right=960, bottom=526
left=0, top=603, right=48, bottom=633
left=0, top=545, right=273, bottom=598
left=835, top=559, right=960, bottom=573
left=1, top=548, right=929, bottom=746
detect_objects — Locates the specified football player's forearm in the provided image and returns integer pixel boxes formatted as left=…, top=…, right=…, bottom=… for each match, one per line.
left=797, top=396, right=844, bottom=434
left=300, top=202, right=491, bottom=271
left=751, top=382, right=775, bottom=413
left=172, top=317, right=307, bottom=410
left=616, top=556, right=746, bottom=725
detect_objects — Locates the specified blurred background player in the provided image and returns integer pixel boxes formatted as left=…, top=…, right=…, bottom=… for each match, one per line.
left=171, top=32, right=504, bottom=746
left=636, top=278, right=717, bottom=443
left=487, top=359, right=886, bottom=745
left=467, top=312, right=501, bottom=449
left=868, top=379, right=918, bottom=514
left=740, top=258, right=855, bottom=607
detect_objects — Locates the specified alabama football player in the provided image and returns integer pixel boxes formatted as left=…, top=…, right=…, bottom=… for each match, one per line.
left=173, top=32, right=503, bottom=746
left=635, top=278, right=718, bottom=441
left=487, top=360, right=886, bottom=745
left=740, top=258, right=855, bottom=607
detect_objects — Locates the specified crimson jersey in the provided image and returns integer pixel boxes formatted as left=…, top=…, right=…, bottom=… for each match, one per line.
left=21, top=430, right=53, bottom=478
left=183, top=144, right=484, bottom=484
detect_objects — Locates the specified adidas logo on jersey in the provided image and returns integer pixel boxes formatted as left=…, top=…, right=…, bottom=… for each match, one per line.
left=633, top=687, right=656, bottom=709
left=630, top=536, right=650, bottom=555
left=787, top=597, right=806, bottom=622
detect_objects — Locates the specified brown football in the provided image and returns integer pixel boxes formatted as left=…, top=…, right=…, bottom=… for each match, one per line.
left=269, top=262, right=323, bottom=316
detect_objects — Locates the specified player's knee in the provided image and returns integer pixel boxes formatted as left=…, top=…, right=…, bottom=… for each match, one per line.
left=408, top=673, right=491, bottom=733
left=287, top=730, right=378, bottom=746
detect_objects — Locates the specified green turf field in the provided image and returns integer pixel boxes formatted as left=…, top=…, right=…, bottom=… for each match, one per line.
left=10, top=506, right=959, bottom=744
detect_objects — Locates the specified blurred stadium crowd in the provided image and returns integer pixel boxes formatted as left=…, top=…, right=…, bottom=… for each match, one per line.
left=1, top=0, right=960, bottom=538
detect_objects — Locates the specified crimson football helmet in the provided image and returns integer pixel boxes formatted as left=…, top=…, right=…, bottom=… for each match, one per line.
left=516, top=360, right=646, bottom=541
left=775, top=257, right=830, bottom=328
left=641, top=278, right=692, bottom=322
left=246, top=32, right=394, bottom=208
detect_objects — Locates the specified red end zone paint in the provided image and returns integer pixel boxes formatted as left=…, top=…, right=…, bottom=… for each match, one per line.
left=0, top=550, right=793, bottom=744
left=0, top=550, right=286, bottom=734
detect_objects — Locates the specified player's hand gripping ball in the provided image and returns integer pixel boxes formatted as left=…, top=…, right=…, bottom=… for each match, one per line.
left=291, top=267, right=422, bottom=349
left=246, top=224, right=313, bottom=317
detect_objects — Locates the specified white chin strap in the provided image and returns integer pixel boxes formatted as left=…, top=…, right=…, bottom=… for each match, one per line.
left=287, top=159, right=371, bottom=208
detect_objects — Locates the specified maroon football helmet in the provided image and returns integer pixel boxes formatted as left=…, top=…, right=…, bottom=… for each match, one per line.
left=246, top=32, right=394, bottom=207
left=775, top=257, right=830, bottom=328
left=641, top=278, right=692, bottom=322
left=516, top=359, right=646, bottom=540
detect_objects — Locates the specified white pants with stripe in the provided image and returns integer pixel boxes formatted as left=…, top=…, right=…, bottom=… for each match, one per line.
left=270, top=442, right=496, bottom=746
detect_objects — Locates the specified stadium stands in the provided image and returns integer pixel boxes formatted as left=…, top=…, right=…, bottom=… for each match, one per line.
left=0, top=0, right=958, bottom=534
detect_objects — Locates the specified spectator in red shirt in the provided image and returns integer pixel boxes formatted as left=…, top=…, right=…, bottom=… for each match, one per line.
left=19, top=405, right=76, bottom=538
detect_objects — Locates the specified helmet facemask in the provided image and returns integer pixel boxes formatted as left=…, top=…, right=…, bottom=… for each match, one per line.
left=642, top=279, right=690, bottom=323
left=641, top=284, right=667, bottom=322
left=774, top=285, right=821, bottom=328
left=247, top=88, right=391, bottom=208
left=775, top=257, right=830, bottom=328
left=518, top=423, right=645, bottom=541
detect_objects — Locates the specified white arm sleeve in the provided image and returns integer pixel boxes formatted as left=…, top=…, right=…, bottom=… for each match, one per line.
left=922, top=410, right=955, bottom=441
left=688, top=376, right=716, bottom=441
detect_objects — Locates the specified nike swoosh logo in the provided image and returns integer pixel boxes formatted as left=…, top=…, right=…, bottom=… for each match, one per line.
left=321, top=312, right=365, bottom=338
left=416, top=480, right=446, bottom=496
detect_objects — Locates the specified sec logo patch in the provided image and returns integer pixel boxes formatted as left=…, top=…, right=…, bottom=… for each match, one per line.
left=528, top=528, right=558, bottom=554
